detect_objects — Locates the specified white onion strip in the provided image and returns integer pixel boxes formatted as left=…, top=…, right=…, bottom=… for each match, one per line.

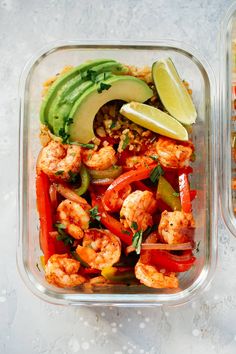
left=126, top=242, right=193, bottom=254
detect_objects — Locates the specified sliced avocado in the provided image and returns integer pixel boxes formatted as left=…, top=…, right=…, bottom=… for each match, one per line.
left=48, top=61, right=128, bottom=132
left=53, top=72, right=114, bottom=136
left=66, top=76, right=153, bottom=143
left=40, top=58, right=116, bottom=125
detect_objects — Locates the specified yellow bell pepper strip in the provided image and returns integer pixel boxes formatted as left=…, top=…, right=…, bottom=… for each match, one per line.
left=75, top=165, right=90, bottom=196
left=157, top=176, right=181, bottom=211
left=101, top=266, right=136, bottom=282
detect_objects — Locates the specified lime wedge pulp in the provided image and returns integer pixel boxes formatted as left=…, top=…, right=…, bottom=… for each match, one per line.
left=120, top=102, right=188, bottom=141
left=152, top=58, right=197, bottom=125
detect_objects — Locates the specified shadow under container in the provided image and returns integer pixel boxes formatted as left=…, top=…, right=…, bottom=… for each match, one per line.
left=17, top=41, right=217, bottom=306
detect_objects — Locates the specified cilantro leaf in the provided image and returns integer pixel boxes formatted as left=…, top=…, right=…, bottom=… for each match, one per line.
left=131, top=221, right=138, bottom=230
left=55, top=170, right=64, bottom=176
left=68, top=170, right=79, bottom=184
left=89, top=206, right=101, bottom=222
left=110, top=121, right=116, bottom=129
left=58, top=127, right=70, bottom=143
left=195, top=241, right=201, bottom=253
left=55, top=224, right=74, bottom=247
left=150, top=164, right=164, bottom=183
left=173, top=192, right=180, bottom=197
left=70, top=142, right=95, bottom=149
left=150, top=155, right=159, bottom=161
left=97, top=82, right=112, bottom=93
left=121, top=230, right=131, bottom=235
left=65, top=117, right=73, bottom=126
left=132, top=230, right=143, bottom=254
left=122, top=133, right=130, bottom=150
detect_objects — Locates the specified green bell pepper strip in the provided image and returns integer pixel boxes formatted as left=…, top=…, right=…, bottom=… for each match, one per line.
left=88, top=165, right=123, bottom=180
left=75, top=165, right=90, bottom=196
left=101, top=266, right=136, bottom=282
left=157, top=176, right=181, bottom=211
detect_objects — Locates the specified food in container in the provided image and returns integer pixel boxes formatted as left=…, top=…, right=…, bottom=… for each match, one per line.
left=18, top=42, right=216, bottom=305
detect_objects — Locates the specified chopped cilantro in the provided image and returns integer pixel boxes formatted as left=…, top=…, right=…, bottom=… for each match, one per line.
left=55, top=170, right=64, bottom=176
left=110, top=121, right=116, bottom=129
left=70, top=142, right=95, bottom=149
left=97, top=82, right=112, bottom=93
left=150, top=164, right=164, bottom=183
left=55, top=224, right=74, bottom=247
left=131, top=221, right=138, bottom=230
left=54, top=222, right=66, bottom=230
left=89, top=206, right=101, bottom=222
left=86, top=69, right=97, bottom=82
left=121, top=230, right=131, bottom=235
left=173, top=192, right=180, bottom=197
left=150, top=155, right=159, bottom=161
left=68, top=170, right=79, bottom=184
left=65, top=117, right=73, bottom=126
left=122, top=133, right=130, bottom=150
left=58, top=128, right=70, bottom=143
left=132, top=230, right=143, bottom=254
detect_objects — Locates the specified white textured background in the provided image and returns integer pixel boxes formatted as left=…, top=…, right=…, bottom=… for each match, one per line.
left=1, top=0, right=236, bottom=353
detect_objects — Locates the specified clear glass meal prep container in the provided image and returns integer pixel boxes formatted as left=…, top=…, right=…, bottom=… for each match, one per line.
left=17, top=40, right=217, bottom=306
left=220, top=3, right=236, bottom=238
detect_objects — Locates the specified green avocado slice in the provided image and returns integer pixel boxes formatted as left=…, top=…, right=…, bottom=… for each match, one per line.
left=66, top=75, right=153, bottom=144
left=40, top=58, right=116, bottom=125
left=49, top=61, right=128, bottom=132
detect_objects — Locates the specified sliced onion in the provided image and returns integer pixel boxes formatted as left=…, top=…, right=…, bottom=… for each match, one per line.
left=126, top=242, right=193, bottom=254
left=49, top=184, right=58, bottom=210
left=91, top=178, right=114, bottom=186
left=54, top=183, right=91, bottom=209
left=49, top=231, right=58, bottom=238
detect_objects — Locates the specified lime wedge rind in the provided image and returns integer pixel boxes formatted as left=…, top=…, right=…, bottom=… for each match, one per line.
left=120, top=102, right=189, bottom=141
left=152, top=58, right=197, bottom=125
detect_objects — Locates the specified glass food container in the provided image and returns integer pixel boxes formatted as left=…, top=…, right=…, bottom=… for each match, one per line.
left=220, top=4, right=236, bottom=238
left=17, top=41, right=217, bottom=306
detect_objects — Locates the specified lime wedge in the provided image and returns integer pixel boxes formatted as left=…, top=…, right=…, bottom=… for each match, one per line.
left=120, top=102, right=188, bottom=141
left=152, top=58, right=197, bottom=125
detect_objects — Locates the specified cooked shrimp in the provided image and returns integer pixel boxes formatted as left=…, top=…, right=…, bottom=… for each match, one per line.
left=156, top=137, right=193, bottom=168
left=45, top=254, right=86, bottom=288
left=76, top=229, right=121, bottom=270
left=158, top=210, right=195, bottom=244
left=135, top=259, right=178, bottom=289
left=104, top=185, right=132, bottom=212
left=38, top=140, right=81, bottom=181
left=82, top=146, right=117, bottom=170
left=120, top=190, right=157, bottom=231
left=57, top=199, right=90, bottom=239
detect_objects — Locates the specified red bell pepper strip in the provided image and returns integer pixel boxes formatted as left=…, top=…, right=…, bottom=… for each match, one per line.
left=190, top=190, right=197, bottom=201
left=90, top=191, right=132, bottom=246
left=143, top=249, right=196, bottom=273
left=103, top=165, right=156, bottom=209
left=133, top=180, right=153, bottom=192
left=36, top=170, right=56, bottom=263
left=80, top=268, right=101, bottom=276
left=178, top=171, right=192, bottom=213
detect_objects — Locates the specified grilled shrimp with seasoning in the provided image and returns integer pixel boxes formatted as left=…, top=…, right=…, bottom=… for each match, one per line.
left=158, top=210, right=195, bottom=244
left=37, top=140, right=82, bottom=181
left=76, top=229, right=121, bottom=270
left=82, top=146, right=117, bottom=170
left=134, top=238, right=178, bottom=289
left=120, top=190, right=157, bottom=231
left=104, top=185, right=132, bottom=212
left=45, top=254, right=86, bottom=288
left=156, top=137, right=193, bottom=168
left=57, top=199, right=90, bottom=239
